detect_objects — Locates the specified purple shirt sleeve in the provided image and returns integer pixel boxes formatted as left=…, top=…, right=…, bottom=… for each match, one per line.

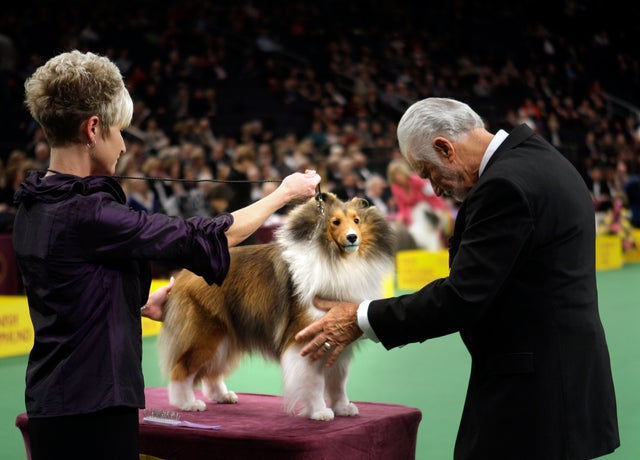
left=82, top=196, right=233, bottom=285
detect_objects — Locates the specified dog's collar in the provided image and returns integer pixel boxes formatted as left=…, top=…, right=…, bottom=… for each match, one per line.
left=315, top=184, right=325, bottom=217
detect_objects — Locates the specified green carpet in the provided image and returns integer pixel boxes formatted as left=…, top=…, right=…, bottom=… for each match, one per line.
left=2, top=264, right=638, bottom=459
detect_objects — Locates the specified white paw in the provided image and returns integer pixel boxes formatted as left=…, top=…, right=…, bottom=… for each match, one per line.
left=310, top=408, right=335, bottom=421
left=179, top=399, right=207, bottom=411
left=333, top=402, right=359, bottom=417
left=214, top=391, right=238, bottom=404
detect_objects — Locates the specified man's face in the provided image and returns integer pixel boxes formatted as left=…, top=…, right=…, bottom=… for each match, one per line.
left=408, top=154, right=469, bottom=202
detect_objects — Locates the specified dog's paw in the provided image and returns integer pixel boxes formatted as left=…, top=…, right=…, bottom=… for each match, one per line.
left=214, top=391, right=238, bottom=404
left=179, top=399, right=207, bottom=412
left=309, top=408, right=335, bottom=421
left=333, top=402, right=359, bottom=417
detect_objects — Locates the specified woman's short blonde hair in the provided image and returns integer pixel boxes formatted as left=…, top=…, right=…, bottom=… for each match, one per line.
left=24, top=50, right=133, bottom=147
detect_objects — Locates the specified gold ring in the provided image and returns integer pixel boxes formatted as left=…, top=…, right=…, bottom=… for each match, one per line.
left=323, top=341, right=332, bottom=351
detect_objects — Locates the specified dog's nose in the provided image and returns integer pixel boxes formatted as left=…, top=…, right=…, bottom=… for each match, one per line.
left=347, top=234, right=358, bottom=244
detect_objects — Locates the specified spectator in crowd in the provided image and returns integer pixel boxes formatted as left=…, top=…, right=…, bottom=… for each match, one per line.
left=330, top=167, right=369, bottom=203
left=585, top=163, right=612, bottom=211
left=386, top=158, right=451, bottom=227
left=386, top=157, right=454, bottom=249
left=363, top=173, right=392, bottom=216
left=121, top=170, right=162, bottom=214
left=625, top=174, right=640, bottom=228
left=205, top=182, right=234, bottom=217
left=0, top=154, right=34, bottom=232
left=226, top=144, right=258, bottom=213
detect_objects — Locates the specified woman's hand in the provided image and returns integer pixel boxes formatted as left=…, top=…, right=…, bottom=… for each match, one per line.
left=141, top=276, right=175, bottom=321
left=277, top=169, right=322, bottom=203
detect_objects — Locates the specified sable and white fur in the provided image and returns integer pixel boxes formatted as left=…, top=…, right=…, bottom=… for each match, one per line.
left=157, top=193, right=395, bottom=421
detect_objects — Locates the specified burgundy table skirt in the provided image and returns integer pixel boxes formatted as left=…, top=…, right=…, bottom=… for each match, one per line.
left=16, top=387, right=422, bottom=460
left=0, top=232, right=22, bottom=295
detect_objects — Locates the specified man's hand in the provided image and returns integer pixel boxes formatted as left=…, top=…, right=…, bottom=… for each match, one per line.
left=295, top=297, right=362, bottom=367
left=141, top=277, right=175, bottom=321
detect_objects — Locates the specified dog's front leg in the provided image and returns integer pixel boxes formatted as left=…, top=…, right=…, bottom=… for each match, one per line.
left=325, top=349, right=358, bottom=417
left=202, top=378, right=238, bottom=404
left=281, top=347, right=334, bottom=421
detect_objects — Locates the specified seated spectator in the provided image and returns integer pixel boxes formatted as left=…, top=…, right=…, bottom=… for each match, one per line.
left=0, top=156, right=34, bottom=232
left=205, top=183, right=234, bottom=217
left=121, top=170, right=162, bottom=214
left=364, top=173, right=392, bottom=216
left=625, top=175, right=640, bottom=228
left=331, top=167, right=370, bottom=203
left=585, top=164, right=612, bottom=212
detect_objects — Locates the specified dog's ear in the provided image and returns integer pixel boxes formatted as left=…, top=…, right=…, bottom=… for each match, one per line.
left=350, top=197, right=370, bottom=209
left=315, top=192, right=329, bottom=203
left=319, top=192, right=339, bottom=205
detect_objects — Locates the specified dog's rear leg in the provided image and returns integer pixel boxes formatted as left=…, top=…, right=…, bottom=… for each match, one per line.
left=168, top=372, right=206, bottom=412
left=201, top=345, right=242, bottom=404
left=281, top=347, right=334, bottom=421
left=325, top=350, right=358, bottom=417
left=169, top=342, right=225, bottom=412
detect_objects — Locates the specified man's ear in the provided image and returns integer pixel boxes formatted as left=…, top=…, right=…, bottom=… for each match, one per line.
left=433, top=137, right=452, bottom=160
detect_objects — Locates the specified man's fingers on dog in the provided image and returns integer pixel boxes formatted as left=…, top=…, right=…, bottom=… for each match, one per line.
left=298, top=335, right=325, bottom=358
left=295, top=321, right=322, bottom=343
left=325, top=346, right=343, bottom=367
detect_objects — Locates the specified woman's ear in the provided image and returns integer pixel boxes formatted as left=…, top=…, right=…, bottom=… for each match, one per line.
left=83, top=116, right=100, bottom=143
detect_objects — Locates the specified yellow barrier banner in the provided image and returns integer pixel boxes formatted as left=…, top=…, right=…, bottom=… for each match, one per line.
left=396, top=249, right=449, bottom=292
left=0, top=296, right=34, bottom=358
left=0, top=279, right=170, bottom=358
left=623, top=229, right=640, bottom=263
left=381, top=272, right=395, bottom=298
left=595, top=235, right=624, bottom=271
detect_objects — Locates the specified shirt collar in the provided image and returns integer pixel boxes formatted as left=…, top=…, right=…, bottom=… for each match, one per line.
left=479, top=129, right=508, bottom=176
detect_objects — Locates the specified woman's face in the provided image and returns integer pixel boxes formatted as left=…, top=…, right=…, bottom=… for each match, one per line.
left=92, top=125, right=126, bottom=175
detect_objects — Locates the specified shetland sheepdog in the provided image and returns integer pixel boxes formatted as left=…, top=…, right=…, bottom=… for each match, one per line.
left=157, top=192, right=395, bottom=421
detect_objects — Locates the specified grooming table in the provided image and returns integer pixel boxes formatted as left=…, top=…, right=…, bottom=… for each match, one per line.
left=16, top=387, right=422, bottom=460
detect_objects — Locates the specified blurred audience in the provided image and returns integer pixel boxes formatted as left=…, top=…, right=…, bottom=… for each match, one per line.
left=1, top=0, right=639, bottom=245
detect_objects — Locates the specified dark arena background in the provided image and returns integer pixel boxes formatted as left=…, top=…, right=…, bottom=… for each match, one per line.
left=1, top=1, right=639, bottom=459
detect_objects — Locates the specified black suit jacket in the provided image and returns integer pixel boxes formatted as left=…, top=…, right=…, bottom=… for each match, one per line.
left=368, top=125, right=619, bottom=459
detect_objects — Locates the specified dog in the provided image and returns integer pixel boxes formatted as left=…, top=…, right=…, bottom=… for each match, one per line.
left=392, top=201, right=448, bottom=252
left=408, top=201, right=448, bottom=251
left=157, top=192, right=396, bottom=421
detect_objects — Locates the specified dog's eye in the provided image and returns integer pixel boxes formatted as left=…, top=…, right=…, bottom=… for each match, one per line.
left=353, top=218, right=360, bottom=224
left=332, top=218, right=341, bottom=226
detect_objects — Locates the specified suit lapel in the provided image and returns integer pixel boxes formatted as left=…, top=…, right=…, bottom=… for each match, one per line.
left=448, top=124, right=535, bottom=267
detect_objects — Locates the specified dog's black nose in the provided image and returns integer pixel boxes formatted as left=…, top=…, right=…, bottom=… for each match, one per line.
left=347, top=234, right=357, bottom=244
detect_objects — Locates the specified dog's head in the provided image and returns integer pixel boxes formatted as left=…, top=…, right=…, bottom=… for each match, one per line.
left=277, top=192, right=395, bottom=259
